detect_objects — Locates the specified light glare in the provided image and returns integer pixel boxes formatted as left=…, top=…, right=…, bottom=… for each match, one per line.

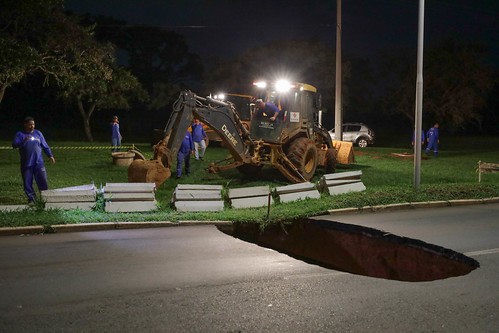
left=275, top=80, right=294, bottom=92
left=253, top=81, right=267, bottom=89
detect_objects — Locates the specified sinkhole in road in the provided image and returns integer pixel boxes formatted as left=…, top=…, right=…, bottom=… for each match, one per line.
left=218, top=218, right=480, bottom=282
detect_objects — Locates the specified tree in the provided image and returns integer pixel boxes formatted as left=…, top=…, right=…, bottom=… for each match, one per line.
left=382, top=38, right=493, bottom=131
left=0, top=0, right=64, bottom=104
left=0, top=38, right=40, bottom=103
left=84, top=19, right=203, bottom=111
left=75, top=17, right=203, bottom=129
left=54, top=17, right=147, bottom=141
left=424, top=39, right=493, bottom=131
left=1, top=1, right=147, bottom=141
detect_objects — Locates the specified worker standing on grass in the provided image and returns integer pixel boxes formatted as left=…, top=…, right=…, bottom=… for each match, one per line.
left=425, top=123, right=440, bottom=157
left=111, top=116, right=122, bottom=152
left=191, top=118, right=207, bottom=161
left=176, top=131, right=194, bottom=179
left=12, top=116, right=55, bottom=204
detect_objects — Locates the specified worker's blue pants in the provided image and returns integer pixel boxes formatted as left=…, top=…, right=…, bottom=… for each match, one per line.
left=425, top=141, right=438, bottom=156
left=111, top=137, right=121, bottom=152
left=22, top=165, right=48, bottom=203
left=176, top=151, right=191, bottom=177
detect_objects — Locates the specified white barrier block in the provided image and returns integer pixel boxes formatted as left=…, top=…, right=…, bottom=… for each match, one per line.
left=104, top=192, right=156, bottom=201
left=43, top=194, right=96, bottom=203
left=45, top=202, right=95, bottom=211
left=231, top=196, right=273, bottom=209
left=174, top=190, right=222, bottom=201
left=322, top=170, right=362, bottom=181
left=327, top=182, right=366, bottom=195
left=41, top=184, right=97, bottom=203
left=44, top=184, right=95, bottom=192
left=176, top=184, right=223, bottom=191
left=228, top=186, right=270, bottom=199
left=104, top=183, right=155, bottom=193
left=105, top=200, right=158, bottom=212
left=279, top=189, right=321, bottom=203
left=174, top=201, right=224, bottom=212
left=319, top=179, right=360, bottom=192
left=275, top=182, right=315, bottom=194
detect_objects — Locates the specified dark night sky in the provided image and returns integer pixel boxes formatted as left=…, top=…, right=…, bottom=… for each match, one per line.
left=64, top=0, right=499, bottom=66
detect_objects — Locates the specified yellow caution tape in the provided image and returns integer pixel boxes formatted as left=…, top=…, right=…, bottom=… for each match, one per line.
left=0, top=145, right=137, bottom=150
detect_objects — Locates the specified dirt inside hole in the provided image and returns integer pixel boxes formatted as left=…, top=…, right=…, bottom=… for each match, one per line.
left=218, top=219, right=479, bottom=282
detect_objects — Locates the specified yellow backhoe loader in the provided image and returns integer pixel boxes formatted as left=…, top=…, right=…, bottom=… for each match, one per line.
left=128, top=80, right=354, bottom=188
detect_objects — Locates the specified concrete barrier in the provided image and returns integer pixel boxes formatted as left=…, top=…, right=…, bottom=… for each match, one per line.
left=42, top=184, right=97, bottom=211
left=172, top=184, right=224, bottom=212
left=104, top=183, right=158, bottom=212
left=228, top=185, right=273, bottom=209
left=320, top=171, right=366, bottom=196
left=275, top=182, right=321, bottom=203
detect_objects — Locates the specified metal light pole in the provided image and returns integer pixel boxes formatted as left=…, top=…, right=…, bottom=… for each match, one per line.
left=334, top=0, right=343, bottom=140
left=414, top=0, right=425, bottom=189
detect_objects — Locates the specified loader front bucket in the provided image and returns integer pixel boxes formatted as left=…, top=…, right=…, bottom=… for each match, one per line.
left=333, top=140, right=355, bottom=164
left=128, top=159, right=171, bottom=189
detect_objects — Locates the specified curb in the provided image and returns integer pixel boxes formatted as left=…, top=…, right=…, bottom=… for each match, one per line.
left=1, top=198, right=498, bottom=237
left=0, top=225, right=44, bottom=236
left=326, top=197, right=499, bottom=215
left=0, top=220, right=234, bottom=236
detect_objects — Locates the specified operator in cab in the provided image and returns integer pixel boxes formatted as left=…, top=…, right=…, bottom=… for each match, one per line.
left=254, top=99, right=280, bottom=121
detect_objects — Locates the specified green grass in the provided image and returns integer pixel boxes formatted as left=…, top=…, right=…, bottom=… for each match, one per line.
left=0, top=137, right=498, bottom=229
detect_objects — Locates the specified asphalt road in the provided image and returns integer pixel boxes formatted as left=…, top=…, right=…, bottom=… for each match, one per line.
left=0, top=203, right=498, bottom=332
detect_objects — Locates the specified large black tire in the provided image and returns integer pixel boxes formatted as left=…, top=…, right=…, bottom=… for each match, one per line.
left=324, top=148, right=337, bottom=174
left=286, top=137, right=318, bottom=181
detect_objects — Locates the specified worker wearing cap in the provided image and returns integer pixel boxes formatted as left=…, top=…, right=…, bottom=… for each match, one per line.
left=255, top=99, right=280, bottom=121
left=12, top=116, right=55, bottom=203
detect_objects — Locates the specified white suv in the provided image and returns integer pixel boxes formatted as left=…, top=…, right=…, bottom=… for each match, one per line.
left=329, top=123, right=375, bottom=148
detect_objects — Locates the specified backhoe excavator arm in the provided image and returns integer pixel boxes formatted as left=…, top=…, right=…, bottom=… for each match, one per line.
left=128, top=90, right=255, bottom=188
left=161, top=90, right=254, bottom=168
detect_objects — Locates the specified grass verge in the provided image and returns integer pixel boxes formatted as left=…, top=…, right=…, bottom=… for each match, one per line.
left=0, top=138, right=498, bottom=229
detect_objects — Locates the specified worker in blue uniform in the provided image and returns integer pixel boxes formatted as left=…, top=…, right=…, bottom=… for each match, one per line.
left=412, top=129, right=425, bottom=150
left=191, top=118, right=207, bottom=161
left=176, top=131, right=194, bottom=179
left=111, top=115, right=122, bottom=152
left=425, top=123, right=440, bottom=157
left=255, top=99, right=280, bottom=121
left=12, top=117, right=55, bottom=203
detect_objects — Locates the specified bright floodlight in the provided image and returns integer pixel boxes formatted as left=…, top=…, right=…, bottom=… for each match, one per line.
left=214, top=93, right=225, bottom=100
left=253, top=81, right=267, bottom=89
left=275, top=80, right=294, bottom=92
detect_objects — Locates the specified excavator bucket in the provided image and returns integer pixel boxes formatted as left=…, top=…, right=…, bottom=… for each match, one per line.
left=127, top=142, right=172, bottom=189
left=333, top=140, right=355, bottom=164
left=128, top=159, right=171, bottom=189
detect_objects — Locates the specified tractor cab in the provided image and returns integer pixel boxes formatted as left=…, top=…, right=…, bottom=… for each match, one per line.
left=250, top=80, right=320, bottom=143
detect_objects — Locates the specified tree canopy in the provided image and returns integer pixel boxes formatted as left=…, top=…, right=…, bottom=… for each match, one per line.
left=1, top=0, right=147, bottom=141
left=381, top=38, right=494, bottom=132
left=0, top=0, right=64, bottom=103
left=1, top=1, right=496, bottom=141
